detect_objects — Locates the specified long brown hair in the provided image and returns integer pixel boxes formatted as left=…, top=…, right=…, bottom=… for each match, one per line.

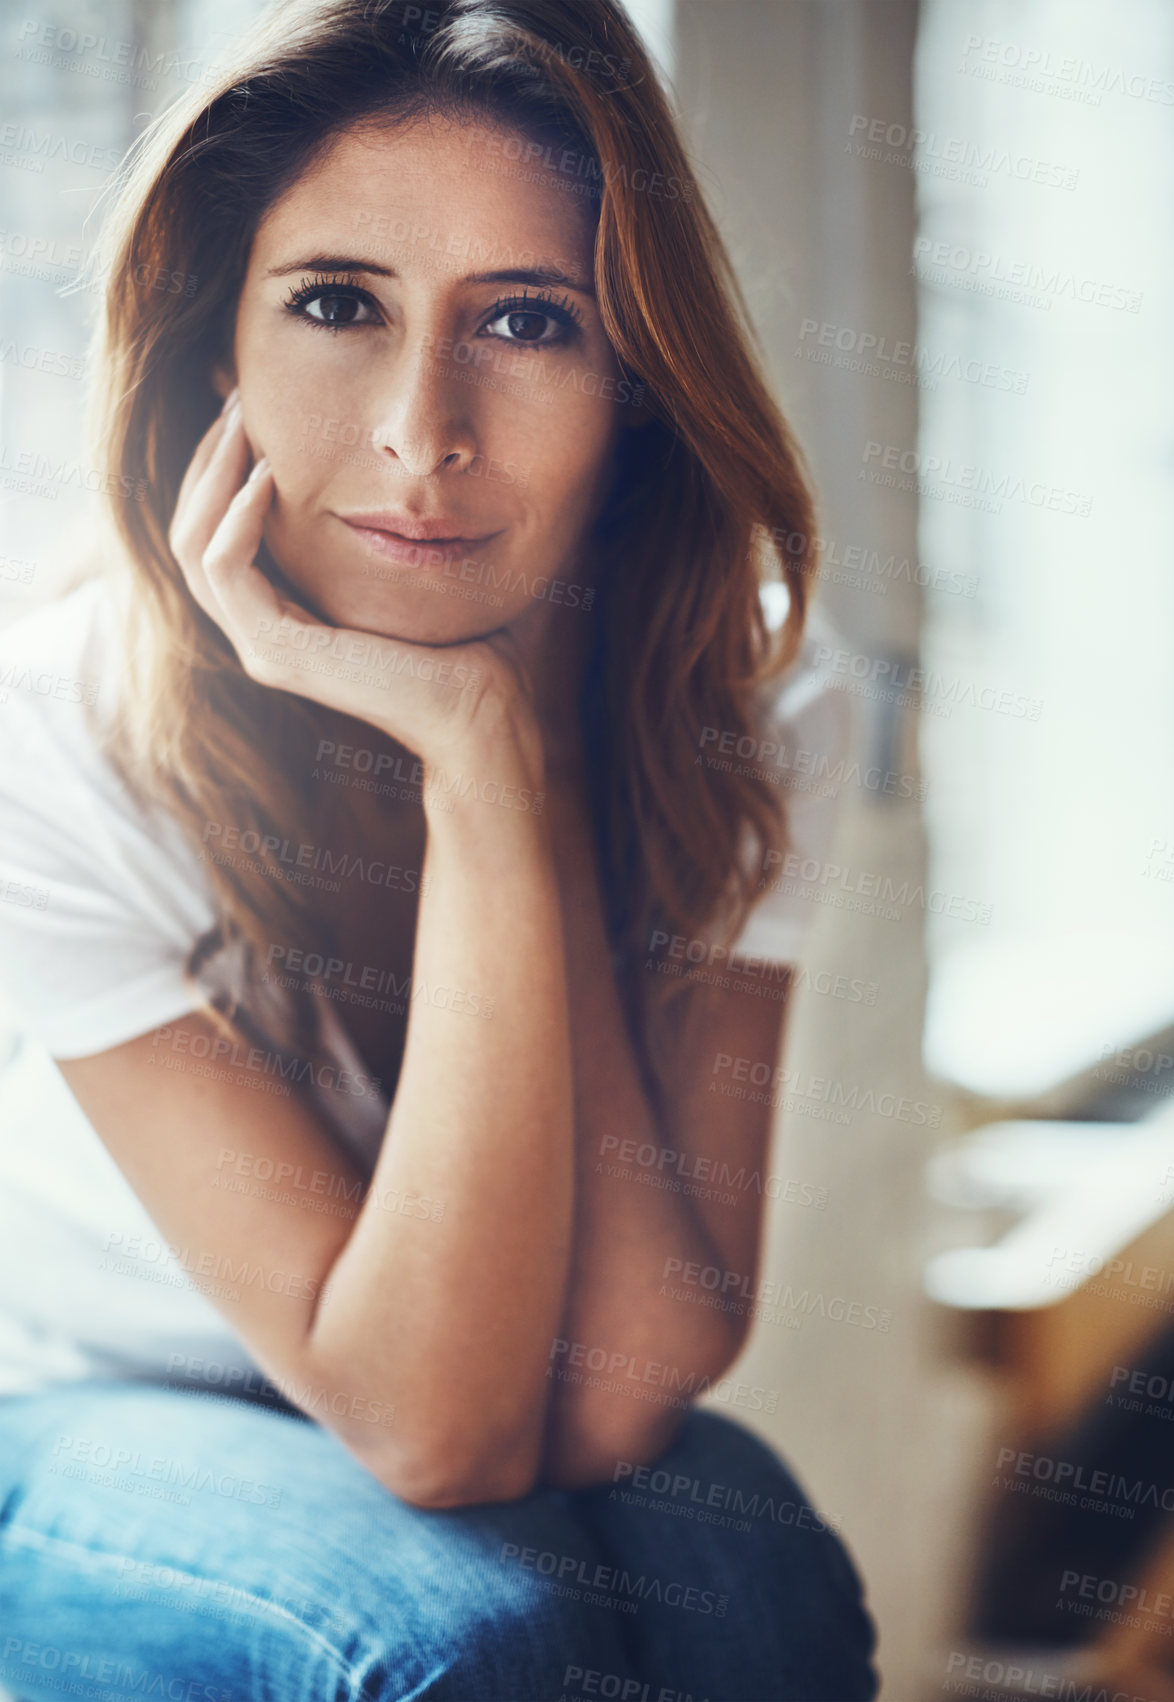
left=85, top=0, right=819, bottom=1082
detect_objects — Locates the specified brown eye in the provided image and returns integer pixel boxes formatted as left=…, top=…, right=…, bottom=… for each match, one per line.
left=484, top=291, right=582, bottom=348
left=283, top=278, right=380, bottom=331
left=303, top=292, right=375, bottom=326
left=500, top=310, right=553, bottom=342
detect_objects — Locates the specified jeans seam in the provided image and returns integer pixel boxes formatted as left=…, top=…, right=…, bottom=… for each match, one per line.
left=0, top=1521, right=357, bottom=1687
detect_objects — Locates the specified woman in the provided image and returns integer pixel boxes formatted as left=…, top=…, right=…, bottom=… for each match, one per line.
left=0, top=0, right=879, bottom=1695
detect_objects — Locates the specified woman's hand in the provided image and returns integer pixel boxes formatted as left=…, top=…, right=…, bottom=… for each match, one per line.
left=168, top=391, right=544, bottom=787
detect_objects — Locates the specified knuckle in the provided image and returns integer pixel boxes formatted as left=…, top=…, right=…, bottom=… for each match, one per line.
left=201, top=541, right=232, bottom=580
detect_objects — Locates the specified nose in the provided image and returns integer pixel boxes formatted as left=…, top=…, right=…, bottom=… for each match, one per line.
left=367, top=332, right=479, bottom=478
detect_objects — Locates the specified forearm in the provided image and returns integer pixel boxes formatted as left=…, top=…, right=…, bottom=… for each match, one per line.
left=539, top=794, right=744, bottom=1485
left=544, top=1123, right=745, bottom=1484
left=307, top=734, right=575, bottom=1504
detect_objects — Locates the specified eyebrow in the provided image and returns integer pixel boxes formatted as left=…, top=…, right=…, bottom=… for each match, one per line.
left=265, top=254, right=596, bottom=295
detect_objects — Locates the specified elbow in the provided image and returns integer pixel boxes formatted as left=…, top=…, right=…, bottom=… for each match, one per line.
left=299, top=1341, right=542, bottom=1509
left=355, top=1416, right=543, bottom=1509
left=541, top=1394, right=689, bottom=1493
left=372, top=1446, right=540, bottom=1510
left=542, top=1318, right=750, bottom=1492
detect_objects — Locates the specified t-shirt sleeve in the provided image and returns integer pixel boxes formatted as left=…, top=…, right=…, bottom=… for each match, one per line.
left=723, top=613, right=857, bottom=967
left=0, top=596, right=216, bottom=1059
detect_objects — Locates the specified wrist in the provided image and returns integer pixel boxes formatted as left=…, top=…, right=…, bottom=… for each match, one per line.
left=420, top=708, right=547, bottom=822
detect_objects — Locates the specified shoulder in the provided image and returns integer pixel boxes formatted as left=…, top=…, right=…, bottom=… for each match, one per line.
left=0, top=577, right=217, bottom=1056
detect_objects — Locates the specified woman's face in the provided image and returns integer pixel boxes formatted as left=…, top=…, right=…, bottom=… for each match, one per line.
left=228, top=112, right=636, bottom=644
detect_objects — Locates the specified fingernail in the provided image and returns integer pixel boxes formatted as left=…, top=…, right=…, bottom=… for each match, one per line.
left=246, top=456, right=270, bottom=484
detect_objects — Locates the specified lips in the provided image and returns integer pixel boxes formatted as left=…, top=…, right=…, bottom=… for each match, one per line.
left=339, top=511, right=497, bottom=543
left=337, top=511, right=502, bottom=569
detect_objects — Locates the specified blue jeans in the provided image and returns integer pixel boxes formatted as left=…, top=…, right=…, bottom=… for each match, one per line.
left=0, top=1380, right=879, bottom=1701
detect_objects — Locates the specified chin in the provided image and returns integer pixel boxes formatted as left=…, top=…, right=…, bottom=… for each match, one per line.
left=308, top=580, right=500, bottom=647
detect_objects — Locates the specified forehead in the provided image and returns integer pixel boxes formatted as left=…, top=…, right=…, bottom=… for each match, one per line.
left=249, top=112, right=597, bottom=284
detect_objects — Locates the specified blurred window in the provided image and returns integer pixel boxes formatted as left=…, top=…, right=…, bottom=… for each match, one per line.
left=914, top=0, right=1174, bottom=1100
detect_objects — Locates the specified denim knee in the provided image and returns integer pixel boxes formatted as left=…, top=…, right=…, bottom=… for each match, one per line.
left=567, top=1406, right=880, bottom=1702
left=327, top=1492, right=641, bottom=1702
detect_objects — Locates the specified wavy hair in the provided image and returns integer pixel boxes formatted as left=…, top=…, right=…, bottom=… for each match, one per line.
left=85, top=0, right=820, bottom=1086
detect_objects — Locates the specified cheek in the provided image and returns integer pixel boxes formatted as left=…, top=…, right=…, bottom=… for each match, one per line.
left=503, top=392, right=619, bottom=513
left=237, top=321, right=336, bottom=471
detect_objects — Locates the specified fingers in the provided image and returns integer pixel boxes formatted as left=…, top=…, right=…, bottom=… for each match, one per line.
left=173, top=403, right=252, bottom=569
left=171, top=398, right=258, bottom=624
left=201, top=462, right=290, bottom=657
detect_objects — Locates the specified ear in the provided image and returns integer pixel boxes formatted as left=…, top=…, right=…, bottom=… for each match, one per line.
left=210, top=360, right=237, bottom=401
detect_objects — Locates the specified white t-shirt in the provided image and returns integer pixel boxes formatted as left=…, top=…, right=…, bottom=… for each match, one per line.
left=0, top=575, right=854, bottom=1397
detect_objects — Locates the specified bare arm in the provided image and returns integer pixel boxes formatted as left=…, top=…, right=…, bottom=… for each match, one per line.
left=538, top=778, right=791, bottom=1486
left=60, top=760, right=572, bottom=1509
left=305, top=727, right=575, bottom=1506
left=59, top=396, right=580, bottom=1509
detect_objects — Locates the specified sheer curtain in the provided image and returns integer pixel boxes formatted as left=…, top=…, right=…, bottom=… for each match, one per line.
left=914, top=0, right=1174, bottom=1101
